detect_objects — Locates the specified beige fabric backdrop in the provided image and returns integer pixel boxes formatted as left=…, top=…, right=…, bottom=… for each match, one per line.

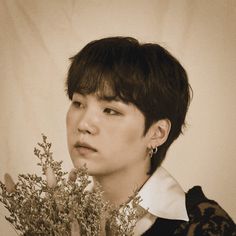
left=0, top=0, right=235, bottom=234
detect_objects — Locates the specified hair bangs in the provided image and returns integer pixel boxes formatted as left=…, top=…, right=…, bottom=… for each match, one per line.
left=67, top=56, right=146, bottom=105
left=67, top=60, right=130, bottom=103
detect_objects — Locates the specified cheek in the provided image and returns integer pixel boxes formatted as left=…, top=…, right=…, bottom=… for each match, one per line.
left=124, top=127, right=143, bottom=146
left=66, top=110, right=77, bottom=147
left=66, top=111, right=72, bottom=141
left=66, top=110, right=77, bottom=159
left=66, top=112, right=70, bottom=130
left=66, top=108, right=75, bottom=132
left=111, top=122, right=145, bottom=150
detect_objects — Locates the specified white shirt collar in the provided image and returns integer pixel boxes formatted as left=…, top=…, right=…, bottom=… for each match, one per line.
left=138, top=166, right=189, bottom=221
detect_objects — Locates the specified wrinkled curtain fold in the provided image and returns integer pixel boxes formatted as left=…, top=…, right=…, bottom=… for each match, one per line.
left=0, top=1, right=235, bottom=234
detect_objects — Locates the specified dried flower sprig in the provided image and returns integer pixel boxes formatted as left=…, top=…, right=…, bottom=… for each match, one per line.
left=0, top=134, right=144, bottom=236
left=107, top=193, right=147, bottom=236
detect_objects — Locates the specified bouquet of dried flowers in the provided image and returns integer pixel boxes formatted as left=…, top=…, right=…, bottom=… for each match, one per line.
left=0, top=135, right=144, bottom=236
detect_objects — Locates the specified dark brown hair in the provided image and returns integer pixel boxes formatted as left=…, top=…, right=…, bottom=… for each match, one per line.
left=66, top=37, right=192, bottom=174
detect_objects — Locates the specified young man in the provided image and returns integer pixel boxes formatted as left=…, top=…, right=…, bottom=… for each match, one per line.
left=66, top=37, right=235, bottom=235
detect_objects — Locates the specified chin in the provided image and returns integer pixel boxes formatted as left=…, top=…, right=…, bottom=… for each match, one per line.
left=72, top=159, right=96, bottom=173
left=72, top=158, right=87, bottom=169
left=72, top=157, right=112, bottom=177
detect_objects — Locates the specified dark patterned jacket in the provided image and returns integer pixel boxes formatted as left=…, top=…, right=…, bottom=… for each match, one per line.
left=142, top=186, right=236, bottom=236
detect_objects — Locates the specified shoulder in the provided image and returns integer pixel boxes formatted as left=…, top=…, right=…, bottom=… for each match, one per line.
left=174, top=186, right=236, bottom=236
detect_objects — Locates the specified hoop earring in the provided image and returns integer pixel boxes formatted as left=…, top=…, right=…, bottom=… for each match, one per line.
left=153, top=146, right=158, bottom=154
left=149, top=146, right=158, bottom=158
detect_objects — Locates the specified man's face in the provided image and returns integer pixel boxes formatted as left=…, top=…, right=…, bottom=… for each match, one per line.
left=66, top=92, right=151, bottom=177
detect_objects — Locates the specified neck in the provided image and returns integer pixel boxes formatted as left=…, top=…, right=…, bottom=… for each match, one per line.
left=93, top=162, right=150, bottom=206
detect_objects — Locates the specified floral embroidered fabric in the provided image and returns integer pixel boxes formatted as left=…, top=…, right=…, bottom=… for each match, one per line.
left=143, top=186, right=236, bottom=236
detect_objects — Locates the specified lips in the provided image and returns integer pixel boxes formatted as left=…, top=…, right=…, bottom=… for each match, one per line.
left=74, top=141, right=97, bottom=155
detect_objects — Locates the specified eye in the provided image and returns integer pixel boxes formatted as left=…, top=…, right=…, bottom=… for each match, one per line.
left=103, top=108, right=121, bottom=116
left=72, top=101, right=83, bottom=108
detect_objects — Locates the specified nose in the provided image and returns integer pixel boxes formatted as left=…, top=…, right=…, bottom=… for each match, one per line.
left=77, top=108, right=99, bottom=135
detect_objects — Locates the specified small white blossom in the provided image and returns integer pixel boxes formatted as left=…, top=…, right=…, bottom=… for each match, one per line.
left=4, top=173, right=15, bottom=193
left=71, top=219, right=81, bottom=236
left=45, top=166, right=57, bottom=188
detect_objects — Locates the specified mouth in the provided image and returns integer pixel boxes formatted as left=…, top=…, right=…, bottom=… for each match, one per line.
left=74, top=141, right=98, bottom=155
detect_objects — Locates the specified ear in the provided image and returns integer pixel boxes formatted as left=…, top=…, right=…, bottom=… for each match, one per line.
left=147, top=119, right=171, bottom=149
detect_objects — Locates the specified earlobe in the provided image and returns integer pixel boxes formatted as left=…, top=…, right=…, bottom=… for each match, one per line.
left=148, top=119, right=171, bottom=148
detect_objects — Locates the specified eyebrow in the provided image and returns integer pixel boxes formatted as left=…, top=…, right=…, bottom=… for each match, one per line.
left=74, top=92, right=125, bottom=103
left=97, top=95, right=122, bottom=102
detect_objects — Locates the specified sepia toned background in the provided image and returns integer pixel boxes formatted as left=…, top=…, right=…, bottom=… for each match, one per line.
left=0, top=0, right=235, bottom=234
